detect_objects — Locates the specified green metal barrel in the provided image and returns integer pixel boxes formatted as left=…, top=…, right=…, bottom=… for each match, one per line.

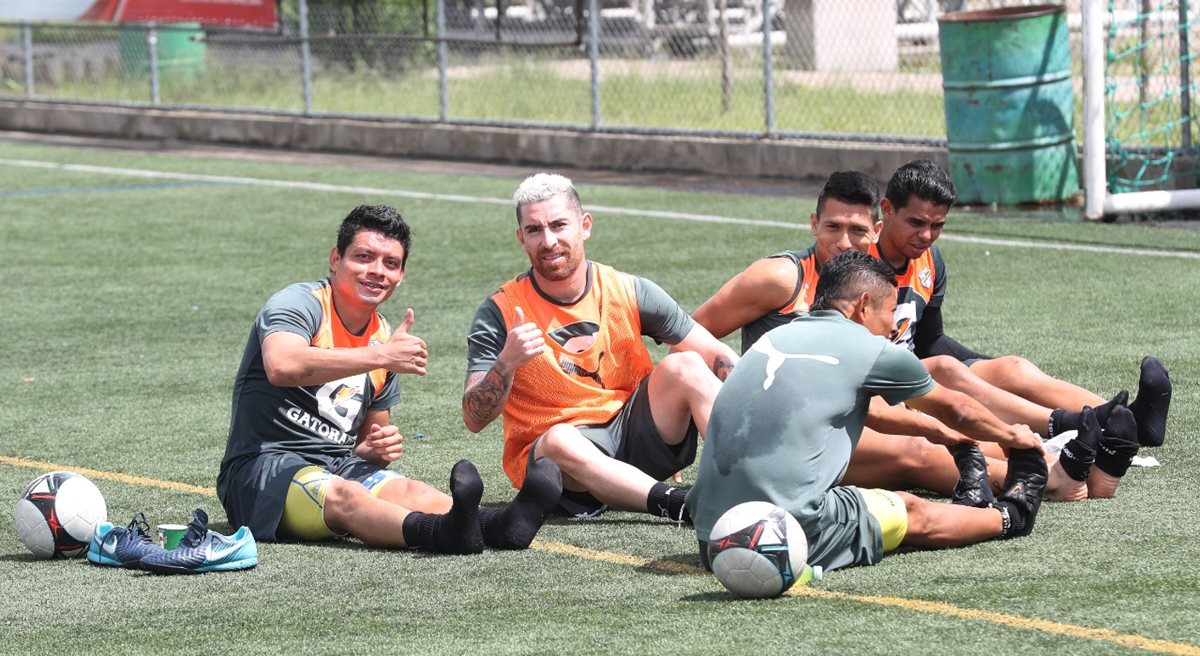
left=119, top=23, right=206, bottom=82
left=938, top=5, right=1079, bottom=205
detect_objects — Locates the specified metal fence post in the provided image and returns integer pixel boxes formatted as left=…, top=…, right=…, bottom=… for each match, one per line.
left=588, top=0, right=601, bottom=129
left=148, top=22, right=161, bottom=106
left=22, top=21, right=34, bottom=98
left=761, top=0, right=776, bottom=137
left=1179, top=0, right=1192, bottom=149
left=437, top=0, right=449, bottom=122
left=299, top=0, right=314, bottom=114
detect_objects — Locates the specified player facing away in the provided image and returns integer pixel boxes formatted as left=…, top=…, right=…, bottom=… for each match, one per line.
left=692, top=171, right=1137, bottom=502
left=687, top=251, right=1049, bottom=572
left=462, top=173, right=738, bottom=522
left=218, top=205, right=562, bottom=555
left=873, top=159, right=1171, bottom=456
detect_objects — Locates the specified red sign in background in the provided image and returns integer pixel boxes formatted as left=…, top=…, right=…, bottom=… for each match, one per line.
left=81, top=0, right=276, bottom=28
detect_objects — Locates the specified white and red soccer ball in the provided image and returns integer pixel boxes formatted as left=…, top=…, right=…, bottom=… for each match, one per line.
left=708, top=501, right=808, bottom=599
left=14, top=471, right=107, bottom=559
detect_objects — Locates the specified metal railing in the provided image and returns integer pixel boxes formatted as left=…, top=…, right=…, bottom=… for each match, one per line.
left=0, top=0, right=1127, bottom=146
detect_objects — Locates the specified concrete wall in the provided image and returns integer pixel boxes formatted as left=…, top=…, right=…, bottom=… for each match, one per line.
left=0, top=100, right=948, bottom=182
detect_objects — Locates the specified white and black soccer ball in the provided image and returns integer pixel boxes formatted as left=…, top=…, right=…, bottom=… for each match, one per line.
left=708, top=501, right=808, bottom=599
left=14, top=471, right=107, bottom=559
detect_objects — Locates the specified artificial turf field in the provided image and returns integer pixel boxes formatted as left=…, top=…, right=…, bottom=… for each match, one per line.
left=0, top=136, right=1198, bottom=655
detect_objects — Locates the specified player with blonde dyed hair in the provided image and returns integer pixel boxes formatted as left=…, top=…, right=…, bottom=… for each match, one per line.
left=219, top=204, right=561, bottom=554
left=463, top=173, right=738, bottom=522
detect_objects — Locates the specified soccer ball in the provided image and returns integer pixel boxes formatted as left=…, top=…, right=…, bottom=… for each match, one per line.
left=14, top=471, right=108, bottom=559
left=708, top=501, right=808, bottom=599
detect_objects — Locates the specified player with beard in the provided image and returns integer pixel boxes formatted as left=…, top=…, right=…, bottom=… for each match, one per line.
left=219, top=205, right=562, bottom=555
left=462, top=173, right=738, bottom=522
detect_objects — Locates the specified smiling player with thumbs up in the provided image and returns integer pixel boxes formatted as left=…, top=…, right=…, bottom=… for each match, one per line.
left=463, top=174, right=739, bottom=524
left=218, top=204, right=561, bottom=555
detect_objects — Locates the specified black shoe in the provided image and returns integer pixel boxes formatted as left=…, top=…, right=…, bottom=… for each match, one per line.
left=949, top=444, right=995, bottom=508
left=995, top=448, right=1048, bottom=538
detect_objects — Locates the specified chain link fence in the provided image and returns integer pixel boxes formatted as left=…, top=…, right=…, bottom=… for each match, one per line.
left=0, top=0, right=1151, bottom=145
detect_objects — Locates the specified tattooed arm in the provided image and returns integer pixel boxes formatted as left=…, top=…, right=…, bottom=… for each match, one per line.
left=462, top=305, right=544, bottom=432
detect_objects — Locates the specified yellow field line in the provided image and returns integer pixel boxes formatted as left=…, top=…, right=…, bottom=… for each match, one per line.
left=0, top=455, right=216, bottom=497
left=4, top=455, right=1196, bottom=655
left=527, top=542, right=1200, bottom=655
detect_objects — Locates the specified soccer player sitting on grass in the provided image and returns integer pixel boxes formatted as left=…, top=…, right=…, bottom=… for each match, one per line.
left=218, top=205, right=562, bottom=555
left=687, top=251, right=1049, bottom=572
left=462, top=173, right=738, bottom=522
left=693, top=170, right=1144, bottom=502
left=871, top=161, right=1170, bottom=490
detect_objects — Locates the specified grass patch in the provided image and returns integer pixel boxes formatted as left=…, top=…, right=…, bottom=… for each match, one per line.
left=0, top=139, right=1198, bottom=654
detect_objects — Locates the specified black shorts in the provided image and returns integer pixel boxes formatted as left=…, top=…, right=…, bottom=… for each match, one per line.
left=217, top=451, right=388, bottom=541
left=532, top=375, right=699, bottom=517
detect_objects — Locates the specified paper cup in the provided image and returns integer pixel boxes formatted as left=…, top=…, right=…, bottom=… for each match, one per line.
left=157, top=524, right=188, bottom=550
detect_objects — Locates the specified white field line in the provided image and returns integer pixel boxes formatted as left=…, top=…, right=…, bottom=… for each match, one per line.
left=2, top=157, right=1198, bottom=260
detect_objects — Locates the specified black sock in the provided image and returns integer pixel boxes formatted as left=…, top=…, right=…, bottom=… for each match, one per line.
left=994, top=500, right=1026, bottom=539
left=647, top=482, right=691, bottom=524
left=1093, top=390, right=1128, bottom=428
left=1129, top=357, right=1171, bottom=447
left=1047, top=408, right=1079, bottom=438
left=1096, top=406, right=1139, bottom=478
left=401, top=511, right=441, bottom=551
left=480, top=457, right=562, bottom=550
left=402, top=460, right=484, bottom=554
left=1058, top=407, right=1100, bottom=482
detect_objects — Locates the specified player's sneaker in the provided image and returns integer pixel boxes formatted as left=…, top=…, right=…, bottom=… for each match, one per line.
left=949, top=444, right=995, bottom=508
left=139, top=509, right=258, bottom=575
left=995, top=448, right=1048, bottom=539
left=87, top=512, right=167, bottom=568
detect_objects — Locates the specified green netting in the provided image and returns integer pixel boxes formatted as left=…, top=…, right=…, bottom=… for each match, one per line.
left=1105, top=0, right=1200, bottom=193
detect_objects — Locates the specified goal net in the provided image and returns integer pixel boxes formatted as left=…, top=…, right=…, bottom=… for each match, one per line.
left=1083, top=0, right=1200, bottom=217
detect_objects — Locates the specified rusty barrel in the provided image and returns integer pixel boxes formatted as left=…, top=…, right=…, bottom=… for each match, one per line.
left=938, top=5, right=1079, bottom=204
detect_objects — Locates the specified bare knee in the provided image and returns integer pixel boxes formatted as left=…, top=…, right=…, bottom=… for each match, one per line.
left=991, top=355, right=1043, bottom=380
left=893, top=436, right=945, bottom=475
left=323, top=478, right=373, bottom=526
left=897, top=494, right=931, bottom=539
left=924, top=355, right=969, bottom=386
left=657, top=351, right=713, bottom=389
left=536, top=424, right=596, bottom=473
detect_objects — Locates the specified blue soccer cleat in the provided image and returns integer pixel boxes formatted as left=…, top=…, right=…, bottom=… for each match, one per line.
left=87, top=512, right=167, bottom=569
left=139, top=509, right=258, bottom=575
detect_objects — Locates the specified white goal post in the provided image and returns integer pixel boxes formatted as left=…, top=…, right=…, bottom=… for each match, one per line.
left=1082, top=0, right=1200, bottom=218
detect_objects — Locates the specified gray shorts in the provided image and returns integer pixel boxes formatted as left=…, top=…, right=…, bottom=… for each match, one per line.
left=696, top=486, right=885, bottom=573
left=533, top=375, right=699, bottom=517
left=217, top=451, right=388, bottom=541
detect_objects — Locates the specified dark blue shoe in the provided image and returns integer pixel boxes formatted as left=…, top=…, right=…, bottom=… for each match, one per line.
left=139, top=509, right=258, bottom=575
left=87, top=512, right=167, bottom=569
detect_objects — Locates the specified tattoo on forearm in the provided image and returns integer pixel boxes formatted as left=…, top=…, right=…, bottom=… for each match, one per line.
left=466, top=365, right=511, bottom=426
left=713, top=355, right=734, bottom=381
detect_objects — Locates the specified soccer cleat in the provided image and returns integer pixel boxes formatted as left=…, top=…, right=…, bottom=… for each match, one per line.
left=87, top=512, right=167, bottom=569
left=995, top=448, right=1048, bottom=539
left=949, top=444, right=995, bottom=508
left=139, top=509, right=258, bottom=575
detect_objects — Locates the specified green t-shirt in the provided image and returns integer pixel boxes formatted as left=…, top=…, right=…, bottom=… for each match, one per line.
left=687, top=310, right=933, bottom=547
